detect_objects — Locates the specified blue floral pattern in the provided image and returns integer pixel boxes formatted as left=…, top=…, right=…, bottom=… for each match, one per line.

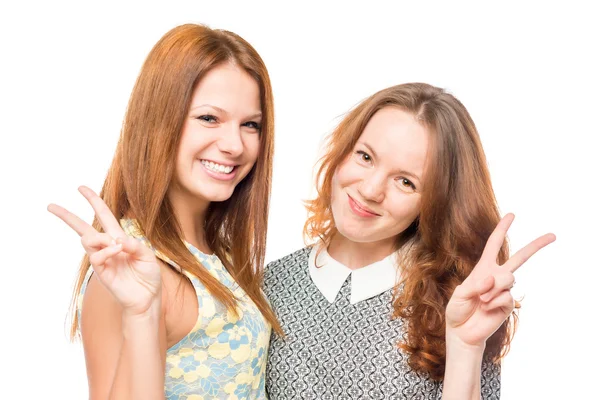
left=79, top=219, right=271, bottom=400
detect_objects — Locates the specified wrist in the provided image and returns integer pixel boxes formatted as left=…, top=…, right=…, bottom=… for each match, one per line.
left=122, top=299, right=161, bottom=326
left=445, top=329, right=486, bottom=356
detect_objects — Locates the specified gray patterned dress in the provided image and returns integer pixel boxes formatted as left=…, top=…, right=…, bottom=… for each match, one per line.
left=263, top=247, right=501, bottom=399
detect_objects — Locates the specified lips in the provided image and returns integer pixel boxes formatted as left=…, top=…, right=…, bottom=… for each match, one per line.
left=200, top=159, right=236, bottom=174
left=199, top=159, right=239, bottom=181
left=347, top=194, right=380, bottom=217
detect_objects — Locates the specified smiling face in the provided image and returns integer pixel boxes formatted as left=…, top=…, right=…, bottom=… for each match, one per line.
left=330, top=106, right=430, bottom=252
left=169, top=63, right=262, bottom=210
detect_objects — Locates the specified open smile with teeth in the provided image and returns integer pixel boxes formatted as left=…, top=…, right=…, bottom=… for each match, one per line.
left=201, top=160, right=235, bottom=174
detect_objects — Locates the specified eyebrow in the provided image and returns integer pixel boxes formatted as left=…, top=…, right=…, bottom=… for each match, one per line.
left=360, top=141, right=422, bottom=183
left=190, top=104, right=262, bottom=120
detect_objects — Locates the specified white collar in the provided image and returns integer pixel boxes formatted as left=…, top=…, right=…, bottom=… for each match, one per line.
left=308, top=244, right=399, bottom=304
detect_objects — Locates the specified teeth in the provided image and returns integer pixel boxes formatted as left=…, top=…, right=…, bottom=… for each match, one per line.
left=201, top=160, right=234, bottom=174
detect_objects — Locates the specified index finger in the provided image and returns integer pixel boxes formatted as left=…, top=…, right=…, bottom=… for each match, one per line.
left=47, top=203, right=95, bottom=237
left=504, top=232, right=556, bottom=273
left=479, top=213, right=515, bottom=264
left=78, top=186, right=124, bottom=238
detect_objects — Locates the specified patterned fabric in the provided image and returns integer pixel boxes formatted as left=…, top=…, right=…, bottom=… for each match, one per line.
left=79, top=219, right=270, bottom=400
left=263, top=247, right=501, bottom=400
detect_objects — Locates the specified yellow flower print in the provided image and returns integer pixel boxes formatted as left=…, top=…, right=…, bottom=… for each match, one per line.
left=255, top=331, right=268, bottom=349
left=224, top=382, right=236, bottom=394
left=119, top=219, right=271, bottom=399
left=194, top=350, right=208, bottom=362
left=208, top=325, right=253, bottom=363
left=184, top=371, right=199, bottom=383
left=179, top=347, right=194, bottom=358
left=233, top=326, right=250, bottom=340
left=227, top=308, right=243, bottom=323
left=77, top=294, right=84, bottom=311
left=177, top=351, right=206, bottom=382
left=200, top=295, right=216, bottom=319
left=125, top=221, right=144, bottom=237
left=192, top=317, right=204, bottom=331
left=249, top=346, right=266, bottom=389
left=208, top=342, right=230, bottom=359
left=166, top=354, right=180, bottom=366
left=168, top=367, right=184, bottom=379
left=196, top=364, right=211, bottom=378
left=231, top=343, right=251, bottom=363
left=205, top=318, right=226, bottom=338
left=235, top=372, right=253, bottom=385
left=203, top=258, right=217, bottom=269
left=208, top=267, right=220, bottom=279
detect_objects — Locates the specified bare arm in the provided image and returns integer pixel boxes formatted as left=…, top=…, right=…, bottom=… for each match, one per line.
left=441, top=337, right=486, bottom=400
left=443, top=214, right=554, bottom=399
left=49, top=186, right=166, bottom=399
left=82, top=274, right=167, bottom=400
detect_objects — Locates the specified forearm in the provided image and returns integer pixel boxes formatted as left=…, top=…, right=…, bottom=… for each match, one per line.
left=109, top=303, right=164, bottom=400
left=441, top=334, right=484, bottom=400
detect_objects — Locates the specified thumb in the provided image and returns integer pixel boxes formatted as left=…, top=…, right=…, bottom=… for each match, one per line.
left=454, top=275, right=495, bottom=300
left=116, top=236, right=155, bottom=262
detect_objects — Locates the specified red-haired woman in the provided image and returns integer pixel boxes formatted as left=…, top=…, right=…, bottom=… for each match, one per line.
left=48, top=24, right=281, bottom=399
left=264, top=83, right=554, bottom=399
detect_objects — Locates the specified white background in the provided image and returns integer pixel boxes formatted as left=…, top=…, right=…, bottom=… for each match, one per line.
left=1, top=1, right=598, bottom=398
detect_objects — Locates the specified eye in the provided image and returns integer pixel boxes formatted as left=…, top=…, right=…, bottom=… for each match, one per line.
left=197, top=115, right=217, bottom=123
left=355, top=150, right=373, bottom=165
left=243, top=121, right=261, bottom=131
left=396, top=177, right=416, bottom=192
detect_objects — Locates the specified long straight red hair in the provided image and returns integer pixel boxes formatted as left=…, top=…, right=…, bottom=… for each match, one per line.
left=304, top=83, right=517, bottom=379
left=70, top=24, right=281, bottom=338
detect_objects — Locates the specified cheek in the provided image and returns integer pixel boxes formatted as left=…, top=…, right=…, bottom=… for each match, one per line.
left=178, top=126, right=205, bottom=157
left=174, top=138, right=191, bottom=169
left=244, top=135, right=260, bottom=162
left=334, top=158, right=357, bottom=188
left=388, top=194, right=421, bottom=221
left=331, top=165, right=348, bottom=199
left=175, top=142, right=199, bottom=173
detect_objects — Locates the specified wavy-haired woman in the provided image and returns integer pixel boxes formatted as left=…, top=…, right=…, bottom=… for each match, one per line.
left=264, top=83, right=555, bottom=399
left=48, top=24, right=281, bottom=399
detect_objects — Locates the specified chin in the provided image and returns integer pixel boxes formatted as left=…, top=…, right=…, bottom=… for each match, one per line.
left=336, top=224, right=375, bottom=244
left=208, top=191, right=236, bottom=203
left=192, top=186, right=236, bottom=203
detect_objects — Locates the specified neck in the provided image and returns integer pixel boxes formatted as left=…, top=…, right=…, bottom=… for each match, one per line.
left=168, top=187, right=211, bottom=254
left=327, top=232, right=396, bottom=270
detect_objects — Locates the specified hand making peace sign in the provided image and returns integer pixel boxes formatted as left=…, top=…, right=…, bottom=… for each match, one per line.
left=48, top=186, right=162, bottom=317
left=445, top=213, right=556, bottom=348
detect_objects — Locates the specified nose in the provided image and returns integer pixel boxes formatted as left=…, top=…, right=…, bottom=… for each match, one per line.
left=357, top=171, right=386, bottom=203
left=217, top=123, right=244, bottom=158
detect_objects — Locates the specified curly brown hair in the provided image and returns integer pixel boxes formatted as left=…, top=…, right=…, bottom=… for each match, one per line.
left=304, top=83, right=518, bottom=380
